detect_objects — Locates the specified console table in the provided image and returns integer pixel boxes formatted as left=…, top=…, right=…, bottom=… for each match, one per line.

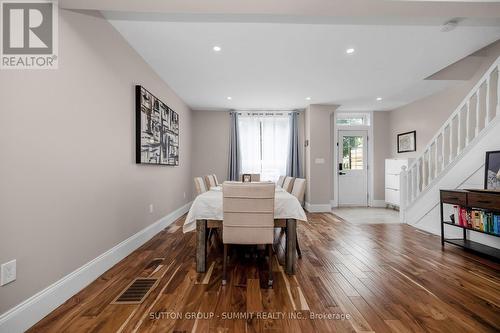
left=440, top=189, right=500, bottom=261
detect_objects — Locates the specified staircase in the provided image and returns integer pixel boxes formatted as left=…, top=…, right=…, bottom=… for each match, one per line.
left=399, top=56, right=500, bottom=237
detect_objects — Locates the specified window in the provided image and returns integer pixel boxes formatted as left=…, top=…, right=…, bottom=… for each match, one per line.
left=337, top=117, right=364, bottom=126
left=342, top=136, right=364, bottom=170
left=336, top=113, right=370, bottom=126
left=238, top=114, right=290, bottom=182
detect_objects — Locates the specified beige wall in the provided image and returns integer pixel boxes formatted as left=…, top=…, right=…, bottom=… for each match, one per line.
left=191, top=111, right=230, bottom=183
left=305, top=104, right=337, bottom=207
left=373, top=112, right=391, bottom=201
left=0, top=10, right=192, bottom=314
left=388, top=41, right=500, bottom=159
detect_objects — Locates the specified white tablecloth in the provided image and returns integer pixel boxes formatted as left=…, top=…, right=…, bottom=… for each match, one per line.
left=183, top=186, right=308, bottom=233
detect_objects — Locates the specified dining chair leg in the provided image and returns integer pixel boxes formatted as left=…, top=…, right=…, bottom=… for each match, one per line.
left=296, top=236, right=302, bottom=259
left=222, top=244, right=228, bottom=286
left=268, top=244, right=273, bottom=288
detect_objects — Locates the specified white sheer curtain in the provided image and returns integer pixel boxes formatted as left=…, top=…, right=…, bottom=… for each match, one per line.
left=238, top=113, right=290, bottom=182
left=238, top=116, right=261, bottom=175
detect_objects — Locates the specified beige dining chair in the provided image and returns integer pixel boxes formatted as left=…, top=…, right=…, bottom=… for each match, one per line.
left=205, top=174, right=217, bottom=189
left=291, top=178, right=306, bottom=205
left=250, top=174, right=261, bottom=182
left=276, top=176, right=285, bottom=187
left=282, top=176, right=295, bottom=193
left=239, top=173, right=261, bottom=182
left=290, top=178, right=306, bottom=258
left=194, top=177, right=207, bottom=195
left=212, top=174, right=220, bottom=186
left=222, top=182, right=275, bottom=287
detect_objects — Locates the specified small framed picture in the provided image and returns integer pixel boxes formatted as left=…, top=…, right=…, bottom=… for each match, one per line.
left=242, top=174, right=252, bottom=183
left=397, top=131, right=416, bottom=153
left=484, top=150, right=500, bottom=190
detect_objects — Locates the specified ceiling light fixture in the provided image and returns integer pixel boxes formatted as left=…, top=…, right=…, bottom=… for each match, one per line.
left=346, top=48, right=355, bottom=54
left=226, top=96, right=232, bottom=100
left=305, top=97, right=311, bottom=101
left=376, top=97, right=383, bottom=101
left=441, top=19, right=459, bottom=32
left=213, top=46, right=221, bottom=52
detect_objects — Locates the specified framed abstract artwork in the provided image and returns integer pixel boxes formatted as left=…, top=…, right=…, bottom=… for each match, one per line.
left=397, top=130, right=416, bottom=153
left=136, top=85, right=179, bottom=165
left=484, top=150, right=500, bottom=190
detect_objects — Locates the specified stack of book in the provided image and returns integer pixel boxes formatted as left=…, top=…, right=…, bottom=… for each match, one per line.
left=452, top=205, right=500, bottom=234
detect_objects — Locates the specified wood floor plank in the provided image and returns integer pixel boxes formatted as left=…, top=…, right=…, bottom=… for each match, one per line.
left=28, top=213, right=500, bottom=333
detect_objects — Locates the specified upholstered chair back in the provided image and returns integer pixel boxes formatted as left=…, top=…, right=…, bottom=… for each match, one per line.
left=222, top=182, right=275, bottom=245
left=282, top=176, right=295, bottom=193
left=250, top=174, right=261, bottom=182
left=239, top=173, right=261, bottom=182
left=204, top=174, right=217, bottom=189
left=212, top=174, right=219, bottom=186
left=194, top=177, right=207, bottom=195
left=291, top=178, right=306, bottom=205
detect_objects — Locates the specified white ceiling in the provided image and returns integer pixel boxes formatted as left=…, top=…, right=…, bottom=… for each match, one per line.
left=71, top=0, right=500, bottom=110
left=103, top=15, right=500, bottom=110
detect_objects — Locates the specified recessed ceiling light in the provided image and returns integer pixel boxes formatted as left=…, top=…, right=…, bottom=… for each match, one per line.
left=441, top=19, right=459, bottom=32
left=213, top=46, right=221, bottom=52
left=305, top=97, right=311, bottom=101
left=227, top=96, right=232, bottom=100
left=376, top=97, right=383, bottom=101
left=346, top=48, right=355, bottom=54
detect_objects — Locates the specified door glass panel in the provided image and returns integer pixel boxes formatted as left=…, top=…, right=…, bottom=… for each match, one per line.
left=342, top=136, right=364, bottom=170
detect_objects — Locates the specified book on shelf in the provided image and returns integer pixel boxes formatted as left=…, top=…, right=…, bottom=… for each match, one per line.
left=446, top=203, right=500, bottom=235
left=469, top=209, right=498, bottom=234
left=486, top=212, right=493, bottom=233
left=452, top=205, right=459, bottom=224
left=471, top=210, right=481, bottom=230
left=460, top=207, right=468, bottom=227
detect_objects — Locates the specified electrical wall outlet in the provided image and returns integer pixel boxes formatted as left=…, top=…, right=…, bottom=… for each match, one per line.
left=1, top=260, right=16, bottom=286
left=149, top=204, right=154, bottom=213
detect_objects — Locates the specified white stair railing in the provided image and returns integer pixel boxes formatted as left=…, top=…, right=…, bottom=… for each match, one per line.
left=400, top=56, right=500, bottom=218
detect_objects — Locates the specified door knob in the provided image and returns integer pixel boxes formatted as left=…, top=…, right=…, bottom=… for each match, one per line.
left=339, top=172, right=346, bottom=175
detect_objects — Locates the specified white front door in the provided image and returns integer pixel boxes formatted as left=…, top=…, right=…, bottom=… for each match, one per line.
left=338, top=130, right=368, bottom=206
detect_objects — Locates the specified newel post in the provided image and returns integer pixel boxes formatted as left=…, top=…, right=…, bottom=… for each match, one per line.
left=399, top=165, right=408, bottom=223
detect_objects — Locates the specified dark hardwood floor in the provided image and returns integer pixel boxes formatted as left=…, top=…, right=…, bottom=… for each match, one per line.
left=29, top=213, right=500, bottom=332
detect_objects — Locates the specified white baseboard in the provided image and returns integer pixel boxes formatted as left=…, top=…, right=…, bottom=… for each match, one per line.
left=305, top=202, right=332, bottom=213
left=0, top=201, right=192, bottom=333
left=370, top=200, right=387, bottom=208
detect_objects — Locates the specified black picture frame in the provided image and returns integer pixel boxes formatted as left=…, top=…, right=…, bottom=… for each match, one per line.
left=135, top=85, right=179, bottom=166
left=397, top=130, right=416, bottom=153
left=242, top=174, right=252, bottom=183
left=484, top=150, right=500, bottom=190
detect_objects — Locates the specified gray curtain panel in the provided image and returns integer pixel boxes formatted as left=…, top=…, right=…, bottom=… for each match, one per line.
left=286, top=112, right=302, bottom=177
left=228, top=112, right=241, bottom=181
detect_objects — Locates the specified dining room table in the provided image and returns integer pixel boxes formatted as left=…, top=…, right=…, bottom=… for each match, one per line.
left=184, top=183, right=308, bottom=275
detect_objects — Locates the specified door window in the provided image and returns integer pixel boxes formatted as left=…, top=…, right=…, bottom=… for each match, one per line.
left=342, top=136, right=364, bottom=170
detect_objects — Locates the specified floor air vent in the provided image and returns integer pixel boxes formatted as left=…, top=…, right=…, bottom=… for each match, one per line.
left=112, top=278, right=158, bottom=304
